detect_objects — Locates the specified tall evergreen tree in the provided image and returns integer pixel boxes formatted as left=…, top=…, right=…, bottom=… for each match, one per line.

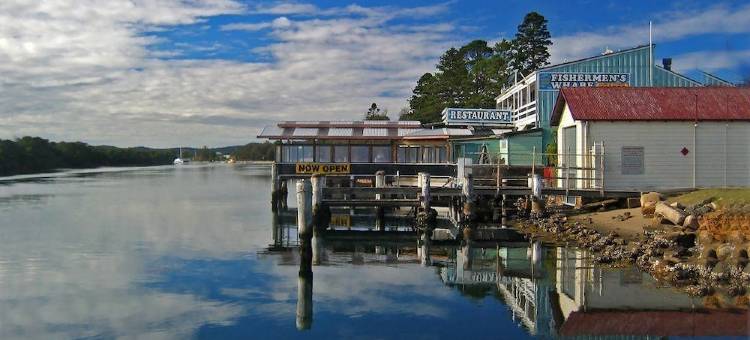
left=510, top=12, right=552, bottom=76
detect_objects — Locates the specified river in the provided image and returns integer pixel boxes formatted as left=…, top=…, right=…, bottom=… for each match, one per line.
left=0, top=164, right=743, bottom=339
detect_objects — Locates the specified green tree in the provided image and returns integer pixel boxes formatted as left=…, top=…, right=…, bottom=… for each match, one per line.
left=509, top=12, right=552, bottom=76
left=364, top=103, right=390, bottom=120
left=403, top=40, right=510, bottom=123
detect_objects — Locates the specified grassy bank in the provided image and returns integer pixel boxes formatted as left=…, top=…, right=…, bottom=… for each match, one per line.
left=669, top=188, right=750, bottom=209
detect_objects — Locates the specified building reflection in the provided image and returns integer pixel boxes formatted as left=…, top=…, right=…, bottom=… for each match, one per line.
left=266, top=212, right=749, bottom=338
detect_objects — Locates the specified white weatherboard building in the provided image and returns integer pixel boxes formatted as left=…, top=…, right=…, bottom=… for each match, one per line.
left=551, top=87, right=750, bottom=191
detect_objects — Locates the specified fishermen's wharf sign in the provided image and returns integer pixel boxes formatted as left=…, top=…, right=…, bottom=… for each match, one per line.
left=539, top=72, right=630, bottom=90
left=296, top=163, right=351, bottom=174
left=442, top=108, right=512, bottom=125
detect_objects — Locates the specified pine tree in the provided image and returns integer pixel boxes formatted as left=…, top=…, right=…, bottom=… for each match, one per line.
left=510, top=12, right=552, bottom=76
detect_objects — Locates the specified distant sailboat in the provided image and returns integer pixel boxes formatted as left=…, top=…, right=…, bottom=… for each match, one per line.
left=174, top=147, right=187, bottom=165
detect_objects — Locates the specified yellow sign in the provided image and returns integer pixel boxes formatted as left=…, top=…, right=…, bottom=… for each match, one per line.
left=330, top=214, right=352, bottom=227
left=295, top=163, right=351, bottom=174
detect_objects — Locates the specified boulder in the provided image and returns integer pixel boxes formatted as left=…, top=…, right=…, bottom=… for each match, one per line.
left=431, top=228, right=455, bottom=241
left=640, top=192, right=662, bottom=216
left=670, top=202, right=685, bottom=210
left=682, top=215, right=699, bottom=230
left=655, top=202, right=686, bottom=225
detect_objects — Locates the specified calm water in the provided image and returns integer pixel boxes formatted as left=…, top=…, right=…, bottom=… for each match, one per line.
left=0, top=164, right=744, bottom=339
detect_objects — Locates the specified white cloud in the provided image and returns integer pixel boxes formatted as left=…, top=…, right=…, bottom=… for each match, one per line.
left=221, top=16, right=292, bottom=31
left=550, top=4, right=750, bottom=64
left=0, top=1, right=455, bottom=147
left=671, top=49, right=750, bottom=73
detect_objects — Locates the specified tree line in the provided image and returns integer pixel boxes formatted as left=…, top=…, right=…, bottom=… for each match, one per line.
left=0, top=136, right=176, bottom=176
left=401, top=12, right=552, bottom=123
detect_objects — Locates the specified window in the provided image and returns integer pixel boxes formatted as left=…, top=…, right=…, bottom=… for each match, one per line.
left=334, top=145, right=349, bottom=163
left=398, top=146, right=419, bottom=163
left=372, top=146, right=391, bottom=163
left=437, top=147, right=447, bottom=163
left=282, top=145, right=313, bottom=162
left=316, top=145, right=331, bottom=162
left=422, top=146, right=434, bottom=163
left=351, top=146, right=369, bottom=163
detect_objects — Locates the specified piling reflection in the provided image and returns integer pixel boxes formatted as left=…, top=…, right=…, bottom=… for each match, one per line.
left=269, top=212, right=749, bottom=338
left=296, top=238, right=313, bottom=330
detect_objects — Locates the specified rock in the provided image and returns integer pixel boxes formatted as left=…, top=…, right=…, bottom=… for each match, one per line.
left=716, top=244, right=732, bottom=261
left=641, top=192, right=662, bottom=207
left=655, top=202, right=686, bottom=225
left=685, top=285, right=711, bottom=297
left=431, top=228, right=455, bottom=241
left=728, top=284, right=746, bottom=297
left=670, top=202, right=685, bottom=210
left=682, top=215, right=699, bottom=230
left=697, top=230, right=714, bottom=246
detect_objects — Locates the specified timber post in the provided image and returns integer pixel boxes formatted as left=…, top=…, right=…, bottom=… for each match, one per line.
left=311, top=174, right=330, bottom=233
left=375, top=171, right=386, bottom=231
left=280, top=179, right=289, bottom=210
left=296, top=180, right=312, bottom=239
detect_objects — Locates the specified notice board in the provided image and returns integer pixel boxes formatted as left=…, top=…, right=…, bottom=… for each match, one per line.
left=621, top=146, right=644, bottom=175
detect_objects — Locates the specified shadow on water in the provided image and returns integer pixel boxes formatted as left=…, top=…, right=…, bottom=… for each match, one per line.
left=268, top=211, right=750, bottom=339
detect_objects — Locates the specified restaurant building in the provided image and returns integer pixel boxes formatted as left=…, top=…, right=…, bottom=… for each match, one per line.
left=551, top=87, right=750, bottom=191
left=256, top=120, right=469, bottom=180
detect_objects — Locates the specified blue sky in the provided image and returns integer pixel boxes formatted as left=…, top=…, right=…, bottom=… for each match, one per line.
left=1, top=0, right=749, bottom=147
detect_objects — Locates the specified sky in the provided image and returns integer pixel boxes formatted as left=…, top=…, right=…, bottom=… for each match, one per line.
left=1, top=0, right=749, bottom=148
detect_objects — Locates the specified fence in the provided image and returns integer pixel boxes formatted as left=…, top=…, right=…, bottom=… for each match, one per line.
left=461, top=143, right=606, bottom=195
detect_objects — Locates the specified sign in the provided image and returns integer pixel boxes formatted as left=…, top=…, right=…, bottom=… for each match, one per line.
left=621, top=146, right=644, bottom=175
left=295, top=163, right=350, bottom=174
left=538, top=72, right=630, bottom=91
left=330, top=214, right=351, bottom=227
left=442, top=108, right=512, bottom=125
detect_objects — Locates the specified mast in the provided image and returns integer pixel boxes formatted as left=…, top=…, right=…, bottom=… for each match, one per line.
left=649, top=21, right=653, bottom=87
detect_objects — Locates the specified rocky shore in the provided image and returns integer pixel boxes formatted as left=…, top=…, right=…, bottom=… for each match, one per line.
left=513, top=194, right=750, bottom=304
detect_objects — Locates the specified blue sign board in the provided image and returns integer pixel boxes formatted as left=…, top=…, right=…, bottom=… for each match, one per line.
left=442, top=108, right=512, bottom=125
left=538, top=72, right=630, bottom=91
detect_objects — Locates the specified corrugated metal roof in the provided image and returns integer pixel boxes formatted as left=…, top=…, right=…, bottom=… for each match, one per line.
left=277, top=120, right=421, bottom=128
left=328, top=128, right=353, bottom=137
left=362, top=128, right=387, bottom=136
left=257, top=125, right=283, bottom=138
left=292, top=128, right=319, bottom=137
left=551, top=87, right=750, bottom=125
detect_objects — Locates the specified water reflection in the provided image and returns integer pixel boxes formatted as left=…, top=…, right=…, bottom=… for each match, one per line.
left=0, top=164, right=746, bottom=339
left=271, top=211, right=748, bottom=338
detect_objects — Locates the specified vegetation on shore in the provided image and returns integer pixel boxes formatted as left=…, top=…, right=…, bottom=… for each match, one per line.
left=0, top=136, right=176, bottom=176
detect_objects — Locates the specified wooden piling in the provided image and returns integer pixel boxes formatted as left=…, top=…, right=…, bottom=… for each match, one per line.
left=296, top=180, right=311, bottom=238
left=375, top=171, right=385, bottom=231
left=462, top=173, right=473, bottom=203
left=280, top=180, right=289, bottom=210
left=419, top=172, right=431, bottom=211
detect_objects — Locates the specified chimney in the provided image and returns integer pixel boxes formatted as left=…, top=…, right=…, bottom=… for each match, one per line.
left=662, top=58, right=672, bottom=71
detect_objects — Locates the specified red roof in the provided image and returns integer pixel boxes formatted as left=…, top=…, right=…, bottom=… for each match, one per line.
left=560, top=310, right=749, bottom=337
left=551, top=87, right=750, bottom=125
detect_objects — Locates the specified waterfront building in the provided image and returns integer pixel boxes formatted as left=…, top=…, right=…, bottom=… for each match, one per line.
left=257, top=120, right=476, bottom=182
left=551, top=87, right=750, bottom=191
left=448, top=44, right=733, bottom=166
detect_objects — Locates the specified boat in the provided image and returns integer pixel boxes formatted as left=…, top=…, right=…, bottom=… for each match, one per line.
left=174, top=148, right=188, bottom=165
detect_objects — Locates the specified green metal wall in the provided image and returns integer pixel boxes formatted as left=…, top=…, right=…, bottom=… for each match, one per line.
left=507, top=131, right=544, bottom=165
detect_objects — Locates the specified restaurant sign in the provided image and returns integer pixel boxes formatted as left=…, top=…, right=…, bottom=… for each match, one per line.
left=296, top=163, right=351, bottom=174
left=538, top=72, right=630, bottom=91
left=442, top=108, right=512, bottom=125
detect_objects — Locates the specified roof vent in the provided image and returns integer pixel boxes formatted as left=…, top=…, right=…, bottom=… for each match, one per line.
left=602, top=47, right=614, bottom=55
left=662, top=58, right=672, bottom=71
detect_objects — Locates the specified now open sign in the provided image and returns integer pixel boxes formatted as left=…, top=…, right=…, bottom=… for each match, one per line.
left=295, top=163, right=351, bottom=174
